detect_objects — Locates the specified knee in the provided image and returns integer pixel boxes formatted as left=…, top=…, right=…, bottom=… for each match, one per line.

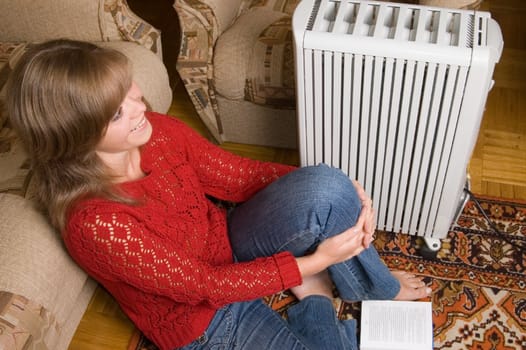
left=293, top=164, right=361, bottom=212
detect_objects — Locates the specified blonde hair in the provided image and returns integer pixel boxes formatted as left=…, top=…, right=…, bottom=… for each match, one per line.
left=7, top=39, right=134, bottom=231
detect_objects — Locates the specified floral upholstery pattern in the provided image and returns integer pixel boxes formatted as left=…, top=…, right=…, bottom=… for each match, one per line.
left=0, top=43, right=30, bottom=196
left=104, top=0, right=162, bottom=58
left=0, top=43, right=26, bottom=126
left=175, top=0, right=227, bottom=139
left=0, top=292, right=59, bottom=350
left=244, top=14, right=296, bottom=109
left=243, top=0, right=300, bottom=109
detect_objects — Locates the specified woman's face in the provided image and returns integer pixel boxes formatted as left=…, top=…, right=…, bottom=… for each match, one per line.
left=96, top=81, right=152, bottom=155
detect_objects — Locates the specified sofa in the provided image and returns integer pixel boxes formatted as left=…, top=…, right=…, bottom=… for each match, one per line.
left=172, top=0, right=482, bottom=149
left=0, top=1, right=171, bottom=349
left=175, top=0, right=302, bottom=149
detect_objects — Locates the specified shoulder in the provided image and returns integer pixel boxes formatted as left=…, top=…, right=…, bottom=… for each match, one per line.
left=67, top=193, right=146, bottom=228
left=146, top=112, right=191, bottom=134
left=64, top=198, right=141, bottom=246
left=146, top=111, right=177, bottom=125
left=146, top=111, right=202, bottom=145
left=66, top=198, right=125, bottom=229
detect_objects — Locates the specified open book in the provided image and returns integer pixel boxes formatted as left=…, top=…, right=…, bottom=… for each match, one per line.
left=360, top=300, right=433, bottom=350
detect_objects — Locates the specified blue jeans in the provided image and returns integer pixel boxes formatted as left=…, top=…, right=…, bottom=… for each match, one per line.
left=178, top=296, right=356, bottom=350
left=179, top=164, right=400, bottom=349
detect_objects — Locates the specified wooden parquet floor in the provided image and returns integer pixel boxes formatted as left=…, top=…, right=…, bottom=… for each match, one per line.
left=68, top=1, right=526, bottom=349
left=467, top=0, right=526, bottom=199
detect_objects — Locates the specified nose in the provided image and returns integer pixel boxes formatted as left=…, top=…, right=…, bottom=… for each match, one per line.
left=124, top=96, right=146, bottom=120
left=133, top=96, right=147, bottom=114
left=129, top=82, right=147, bottom=114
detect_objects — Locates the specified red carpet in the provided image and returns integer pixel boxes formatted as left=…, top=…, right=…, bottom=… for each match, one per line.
left=129, top=195, right=526, bottom=350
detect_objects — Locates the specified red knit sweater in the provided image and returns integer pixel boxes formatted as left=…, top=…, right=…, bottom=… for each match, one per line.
left=64, top=113, right=301, bottom=350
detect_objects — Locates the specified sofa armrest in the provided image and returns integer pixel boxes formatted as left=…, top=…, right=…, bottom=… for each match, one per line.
left=103, top=0, right=163, bottom=59
left=0, top=193, right=97, bottom=350
left=181, top=0, right=250, bottom=38
left=0, top=0, right=104, bottom=42
left=174, top=0, right=220, bottom=141
left=175, top=0, right=252, bottom=142
left=0, top=0, right=162, bottom=59
left=0, top=292, right=60, bottom=350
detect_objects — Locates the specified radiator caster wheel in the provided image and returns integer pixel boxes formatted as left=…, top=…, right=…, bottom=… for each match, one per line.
left=419, top=237, right=441, bottom=259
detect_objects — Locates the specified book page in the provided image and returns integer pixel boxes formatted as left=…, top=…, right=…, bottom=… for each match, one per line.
left=360, top=300, right=433, bottom=350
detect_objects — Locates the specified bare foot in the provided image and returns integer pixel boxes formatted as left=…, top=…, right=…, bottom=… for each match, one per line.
left=291, top=270, right=334, bottom=300
left=392, top=271, right=432, bottom=300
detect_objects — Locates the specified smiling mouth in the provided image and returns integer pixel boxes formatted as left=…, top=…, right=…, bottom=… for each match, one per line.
left=130, top=118, right=146, bottom=132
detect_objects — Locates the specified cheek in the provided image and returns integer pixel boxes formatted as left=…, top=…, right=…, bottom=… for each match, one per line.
left=97, top=124, right=131, bottom=150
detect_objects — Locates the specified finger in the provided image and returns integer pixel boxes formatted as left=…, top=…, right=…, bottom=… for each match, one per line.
left=363, top=231, right=374, bottom=248
left=352, top=180, right=365, bottom=201
left=348, top=227, right=368, bottom=250
left=363, top=206, right=375, bottom=244
left=362, top=228, right=374, bottom=248
left=334, top=224, right=362, bottom=244
left=347, top=231, right=367, bottom=257
left=329, top=228, right=365, bottom=261
left=352, top=208, right=367, bottom=233
left=364, top=207, right=376, bottom=235
left=352, top=180, right=373, bottom=206
left=361, top=235, right=369, bottom=249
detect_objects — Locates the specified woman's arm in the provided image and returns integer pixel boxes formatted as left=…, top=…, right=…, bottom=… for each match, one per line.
left=65, top=204, right=301, bottom=308
left=153, top=112, right=297, bottom=202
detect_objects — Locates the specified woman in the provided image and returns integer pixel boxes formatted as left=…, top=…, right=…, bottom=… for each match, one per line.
left=7, top=39, right=431, bottom=350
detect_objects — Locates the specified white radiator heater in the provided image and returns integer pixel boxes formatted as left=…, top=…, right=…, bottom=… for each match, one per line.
left=292, top=0, right=503, bottom=246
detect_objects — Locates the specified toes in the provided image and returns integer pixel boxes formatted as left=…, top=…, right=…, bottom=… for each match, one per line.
left=406, top=277, right=426, bottom=288
left=419, top=286, right=433, bottom=298
left=391, top=270, right=433, bottom=300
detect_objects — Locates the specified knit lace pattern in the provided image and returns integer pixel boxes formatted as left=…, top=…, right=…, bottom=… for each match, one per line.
left=64, top=113, right=301, bottom=350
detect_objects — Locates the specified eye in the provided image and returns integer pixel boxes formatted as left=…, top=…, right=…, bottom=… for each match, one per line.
left=111, top=106, right=123, bottom=122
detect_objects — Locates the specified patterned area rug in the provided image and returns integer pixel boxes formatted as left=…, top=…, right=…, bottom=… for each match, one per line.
left=128, top=195, right=526, bottom=350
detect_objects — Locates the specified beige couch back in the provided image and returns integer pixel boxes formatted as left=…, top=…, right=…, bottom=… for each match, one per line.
left=0, top=0, right=122, bottom=42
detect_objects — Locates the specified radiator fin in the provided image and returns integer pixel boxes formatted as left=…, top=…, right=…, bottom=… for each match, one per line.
left=302, top=49, right=471, bottom=236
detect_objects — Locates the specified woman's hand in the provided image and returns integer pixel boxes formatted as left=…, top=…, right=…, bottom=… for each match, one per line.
left=295, top=181, right=376, bottom=278
left=352, top=180, right=376, bottom=248
left=316, top=215, right=368, bottom=264
left=295, top=213, right=369, bottom=278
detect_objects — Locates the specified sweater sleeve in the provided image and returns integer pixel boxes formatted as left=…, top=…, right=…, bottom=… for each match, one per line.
left=151, top=112, right=297, bottom=202
left=65, top=205, right=302, bottom=308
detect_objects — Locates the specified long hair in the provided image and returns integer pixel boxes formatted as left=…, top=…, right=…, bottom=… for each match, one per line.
left=6, top=39, right=134, bottom=231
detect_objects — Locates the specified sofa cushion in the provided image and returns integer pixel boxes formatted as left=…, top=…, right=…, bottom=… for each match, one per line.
left=0, top=0, right=104, bottom=42
left=199, top=0, right=251, bottom=35
left=214, top=0, right=300, bottom=109
left=244, top=15, right=295, bottom=109
left=98, top=41, right=172, bottom=113
left=214, top=8, right=285, bottom=100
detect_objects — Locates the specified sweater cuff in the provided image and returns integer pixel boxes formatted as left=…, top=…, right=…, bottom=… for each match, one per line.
left=273, top=251, right=302, bottom=289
